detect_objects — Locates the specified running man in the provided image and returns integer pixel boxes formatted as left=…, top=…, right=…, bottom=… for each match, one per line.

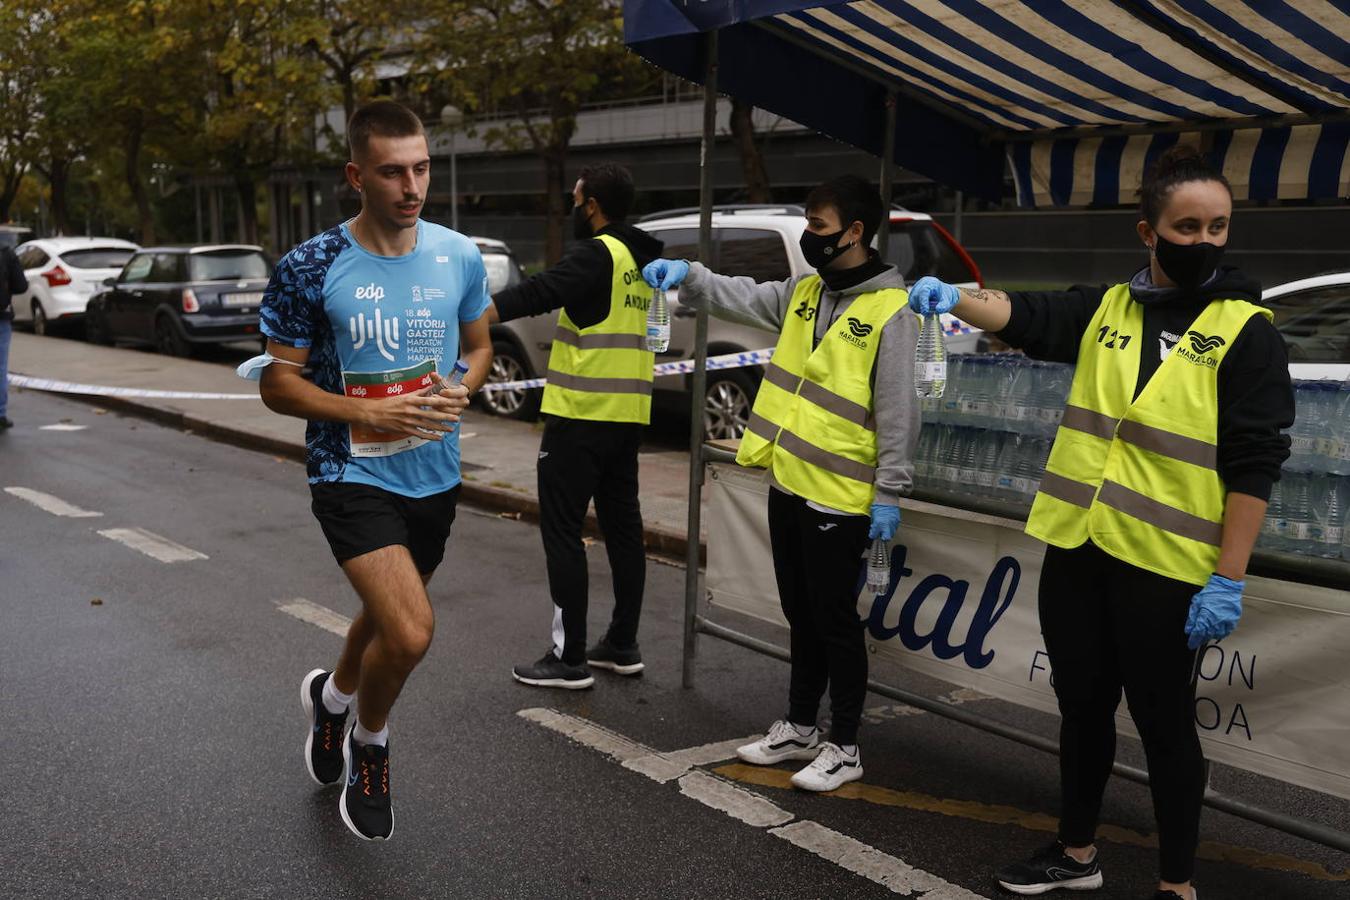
left=257, top=100, right=492, bottom=841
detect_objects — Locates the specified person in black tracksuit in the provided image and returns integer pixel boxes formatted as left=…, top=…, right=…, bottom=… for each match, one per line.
left=488, top=163, right=665, bottom=689
left=910, top=147, right=1293, bottom=900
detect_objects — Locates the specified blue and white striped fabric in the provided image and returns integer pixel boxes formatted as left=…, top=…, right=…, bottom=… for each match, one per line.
left=624, top=0, right=1350, bottom=205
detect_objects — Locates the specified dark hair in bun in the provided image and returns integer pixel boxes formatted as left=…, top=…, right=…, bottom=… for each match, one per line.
left=1137, top=144, right=1232, bottom=226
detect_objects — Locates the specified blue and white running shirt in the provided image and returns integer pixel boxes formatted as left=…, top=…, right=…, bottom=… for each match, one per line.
left=260, top=220, right=490, bottom=497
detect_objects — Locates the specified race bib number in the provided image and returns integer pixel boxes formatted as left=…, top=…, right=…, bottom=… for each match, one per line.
left=344, top=358, right=439, bottom=458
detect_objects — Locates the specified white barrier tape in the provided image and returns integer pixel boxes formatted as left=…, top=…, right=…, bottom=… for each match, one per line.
left=478, top=347, right=778, bottom=393
left=8, top=373, right=260, bottom=400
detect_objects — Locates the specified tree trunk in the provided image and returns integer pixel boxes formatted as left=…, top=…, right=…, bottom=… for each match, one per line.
left=0, top=162, right=22, bottom=222
left=730, top=99, right=772, bottom=203
left=47, top=156, right=71, bottom=235
left=542, top=146, right=567, bottom=266
left=235, top=174, right=259, bottom=245
left=124, top=127, right=155, bottom=245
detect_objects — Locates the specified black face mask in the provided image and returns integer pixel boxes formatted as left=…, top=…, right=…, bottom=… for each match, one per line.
left=1153, top=234, right=1224, bottom=291
left=799, top=228, right=855, bottom=270
left=571, top=204, right=594, bottom=241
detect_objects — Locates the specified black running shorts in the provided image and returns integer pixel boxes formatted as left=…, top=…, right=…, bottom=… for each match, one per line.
left=309, top=481, right=461, bottom=574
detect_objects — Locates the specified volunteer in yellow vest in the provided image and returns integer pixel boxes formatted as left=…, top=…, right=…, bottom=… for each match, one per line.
left=643, top=175, right=921, bottom=793
left=909, top=147, right=1294, bottom=900
left=487, top=163, right=665, bottom=690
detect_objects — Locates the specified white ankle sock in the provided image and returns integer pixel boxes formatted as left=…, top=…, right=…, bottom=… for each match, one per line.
left=352, top=721, right=388, bottom=747
left=840, top=744, right=859, bottom=756
left=790, top=721, right=817, bottom=737
left=322, top=676, right=354, bottom=715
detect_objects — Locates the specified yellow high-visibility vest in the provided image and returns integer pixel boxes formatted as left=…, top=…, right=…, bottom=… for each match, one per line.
left=1026, top=283, right=1272, bottom=585
left=737, top=275, right=906, bottom=515
left=540, top=234, right=655, bottom=424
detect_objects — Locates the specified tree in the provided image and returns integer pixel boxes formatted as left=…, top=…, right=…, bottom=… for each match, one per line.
left=52, top=1, right=200, bottom=243
left=188, top=0, right=329, bottom=244
left=0, top=3, right=40, bottom=221
left=425, top=0, right=641, bottom=264
left=730, top=99, right=772, bottom=204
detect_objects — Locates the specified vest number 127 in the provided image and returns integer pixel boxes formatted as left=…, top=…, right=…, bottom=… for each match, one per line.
left=1097, top=326, right=1131, bottom=350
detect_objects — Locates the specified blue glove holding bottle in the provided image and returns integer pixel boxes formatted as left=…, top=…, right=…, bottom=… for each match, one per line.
left=1184, top=573, right=1244, bottom=650
left=907, top=275, right=960, bottom=315
left=868, top=504, right=901, bottom=541
left=642, top=259, right=690, bottom=291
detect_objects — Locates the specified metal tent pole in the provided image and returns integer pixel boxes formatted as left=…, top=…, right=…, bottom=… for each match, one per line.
left=877, top=91, right=896, bottom=259
left=682, top=28, right=719, bottom=689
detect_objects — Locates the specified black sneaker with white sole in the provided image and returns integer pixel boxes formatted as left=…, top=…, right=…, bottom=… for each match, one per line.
left=586, top=638, right=644, bottom=675
left=996, top=841, right=1103, bottom=894
left=512, top=650, right=595, bottom=689
left=300, top=668, right=348, bottom=786
left=339, top=731, right=393, bottom=841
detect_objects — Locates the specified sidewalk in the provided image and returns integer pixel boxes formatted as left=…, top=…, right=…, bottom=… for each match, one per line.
left=6, top=333, right=704, bottom=557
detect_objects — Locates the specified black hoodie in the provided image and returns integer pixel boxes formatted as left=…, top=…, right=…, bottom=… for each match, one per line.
left=492, top=223, right=665, bottom=329
left=998, top=266, right=1294, bottom=501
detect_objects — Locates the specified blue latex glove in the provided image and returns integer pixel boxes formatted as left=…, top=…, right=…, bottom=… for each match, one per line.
left=642, top=258, right=690, bottom=290
left=868, top=504, right=901, bottom=541
left=1184, top=573, right=1244, bottom=650
left=907, top=275, right=960, bottom=315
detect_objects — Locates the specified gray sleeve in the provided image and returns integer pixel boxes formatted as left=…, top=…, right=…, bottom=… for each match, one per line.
left=676, top=261, right=798, bottom=333
left=871, top=308, right=921, bottom=505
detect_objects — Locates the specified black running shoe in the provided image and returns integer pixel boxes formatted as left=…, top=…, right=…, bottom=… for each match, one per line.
left=339, top=731, right=393, bottom=840
left=512, top=650, right=595, bottom=689
left=300, top=668, right=348, bottom=786
left=1152, top=892, right=1190, bottom=899
left=586, top=638, right=644, bottom=675
left=996, top=841, right=1103, bottom=894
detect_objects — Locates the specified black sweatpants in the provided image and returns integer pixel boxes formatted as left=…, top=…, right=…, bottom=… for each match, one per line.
left=1040, top=541, right=1205, bottom=884
left=537, top=415, right=646, bottom=666
left=767, top=487, right=871, bottom=746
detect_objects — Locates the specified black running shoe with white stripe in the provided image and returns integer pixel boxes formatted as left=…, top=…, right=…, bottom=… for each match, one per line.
left=339, top=731, right=393, bottom=841
left=300, top=669, right=348, bottom=786
left=996, top=841, right=1103, bottom=894
left=586, top=638, right=644, bottom=675
left=512, top=650, right=595, bottom=690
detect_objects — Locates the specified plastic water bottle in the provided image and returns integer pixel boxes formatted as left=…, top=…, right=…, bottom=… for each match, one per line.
left=867, top=537, right=891, bottom=594
left=976, top=429, right=1002, bottom=497
left=1260, top=478, right=1286, bottom=553
left=1288, top=382, right=1320, bottom=472
left=1310, top=475, right=1348, bottom=559
left=447, top=359, right=470, bottom=387
left=646, top=286, right=670, bottom=353
left=1328, top=382, right=1350, bottom=476
left=1283, top=470, right=1314, bottom=555
left=914, top=312, right=947, bottom=399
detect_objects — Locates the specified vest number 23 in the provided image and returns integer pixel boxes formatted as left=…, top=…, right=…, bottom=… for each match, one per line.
left=794, top=299, right=817, bottom=322
left=1096, top=325, right=1131, bottom=350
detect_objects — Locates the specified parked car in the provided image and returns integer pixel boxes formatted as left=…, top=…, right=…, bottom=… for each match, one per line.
left=1262, top=272, right=1350, bottom=381
left=487, top=204, right=985, bottom=440
left=85, top=244, right=272, bottom=356
left=0, top=223, right=36, bottom=250
left=473, top=236, right=540, bottom=418
left=10, top=237, right=139, bottom=335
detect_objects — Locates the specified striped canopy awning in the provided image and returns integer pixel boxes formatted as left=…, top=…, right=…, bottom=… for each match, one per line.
left=624, top=1, right=1350, bottom=205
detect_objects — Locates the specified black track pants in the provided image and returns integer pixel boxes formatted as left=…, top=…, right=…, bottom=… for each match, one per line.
left=767, top=487, right=871, bottom=746
left=537, top=416, right=646, bottom=666
left=1039, top=541, right=1205, bottom=884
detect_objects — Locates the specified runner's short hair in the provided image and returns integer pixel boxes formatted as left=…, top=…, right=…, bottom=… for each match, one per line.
left=577, top=163, right=636, bottom=222
left=806, top=175, right=884, bottom=245
left=348, top=100, right=426, bottom=163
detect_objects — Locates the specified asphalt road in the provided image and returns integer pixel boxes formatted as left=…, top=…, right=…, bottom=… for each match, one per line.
left=2, top=386, right=1347, bottom=900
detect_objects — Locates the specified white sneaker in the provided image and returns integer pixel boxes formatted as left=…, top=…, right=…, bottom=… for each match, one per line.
left=736, top=720, right=820, bottom=765
left=790, top=742, right=862, bottom=792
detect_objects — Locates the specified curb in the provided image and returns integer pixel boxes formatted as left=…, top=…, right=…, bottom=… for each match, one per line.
left=28, top=384, right=703, bottom=564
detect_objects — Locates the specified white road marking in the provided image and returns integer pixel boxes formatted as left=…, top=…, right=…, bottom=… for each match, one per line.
left=97, top=527, right=207, bottom=563
left=519, top=708, right=990, bottom=898
left=4, top=486, right=102, bottom=518
left=625, top=735, right=760, bottom=783
left=677, top=771, right=793, bottom=827
left=769, top=821, right=986, bottom=899
left=39, top=424, right=87, bottom=431
left=277, top=599, right=352, bottom=637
